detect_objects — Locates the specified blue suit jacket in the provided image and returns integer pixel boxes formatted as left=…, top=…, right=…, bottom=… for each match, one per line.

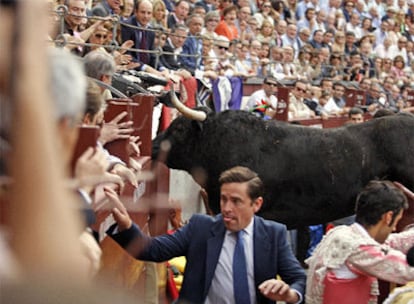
left=121, top=16, right=156, bottom=67
left=111, top=214, right=306, bottom=304
left=179, top=36, right=201, bottom=74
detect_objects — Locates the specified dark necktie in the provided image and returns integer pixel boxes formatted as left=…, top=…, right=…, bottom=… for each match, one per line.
left=140, top=29, right=149, bottom=64
left=233, top=230, right=250, bottom=304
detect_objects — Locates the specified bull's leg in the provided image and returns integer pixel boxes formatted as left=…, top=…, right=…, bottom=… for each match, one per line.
left=296, top=226, right=310, bottom=267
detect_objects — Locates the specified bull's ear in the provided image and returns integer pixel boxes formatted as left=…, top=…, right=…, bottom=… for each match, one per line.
left=191, top=120, right=204, bottom=132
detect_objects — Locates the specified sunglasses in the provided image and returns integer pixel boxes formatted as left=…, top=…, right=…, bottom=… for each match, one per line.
left=218, top=46, right=229, bottom=50
left=265, top=82, right=277, bottom=86
left=94, top=33, right=107, bottom=39
left=296, top=87, right=307, bottom=93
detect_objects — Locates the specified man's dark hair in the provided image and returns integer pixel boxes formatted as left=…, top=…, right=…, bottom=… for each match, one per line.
left=355, top=180, right=408, bottom=227
left=348, top=107, right=364, bottom=117
left=219, top=166, right=264, bottom=200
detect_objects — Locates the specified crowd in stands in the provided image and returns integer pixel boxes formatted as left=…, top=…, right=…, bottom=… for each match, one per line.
left=47, top=0, right=414, bottom=118
left=3, top=0, right=414, bottom=304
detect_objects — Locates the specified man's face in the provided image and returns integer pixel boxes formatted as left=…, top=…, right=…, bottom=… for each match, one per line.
left=216, top=41, right=229, bottom=57
left=376, top=209, right=403, bottom=243
left=314, top=31, right=323, bottom=43
left=300, top=30, right=310, bottom=41
left=322, top=80, right=333, bottom=93
left=175, top=1, right=190, bottom=20
left=370, top=86, right=381, bottom=98
left=107, top=0, right=121, bottom=11
left=349, top=113, right=363, bottom=124
left=238, top=6, right=251, bottom=21
left=263, top=79, right=278, bottom=96
left=277, top=21, right=287, bottom=35
left=283, top=49, right=293, bottom=62
left=287, top=25, right=297, bottom=39
left=323, top=32, right=333, bottom=43
left=360, top=80, right=371, bottom=90
left=135, top=0, right=153, bottom=26
left=220, top=182, right=262, bottom=232
left=294, top=82, right=307, bottom=99
left=188, top=16, right=204, bottom=35
left=171, top=28, right=187, bottom=48
left=383, top=78, right=394, bottom=90
left=66, top=0, right=86, bottom=27
left=317, top=11, right=326, bottom=22
left=346, top=34, right=355, bottom=45
left=333, top=85, right=345, bottom=99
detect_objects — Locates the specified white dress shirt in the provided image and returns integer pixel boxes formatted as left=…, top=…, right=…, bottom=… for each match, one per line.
left=205, top=219, right=256, bottom=304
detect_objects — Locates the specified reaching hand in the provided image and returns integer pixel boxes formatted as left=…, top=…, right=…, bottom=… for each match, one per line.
left=112, top=163, right=138, bottom=188
left=98, top=111, right=134, bottom=145
left=103, top=187, right=132, bottom=231
left=258, top=279, right=299, bottom=303
left=394, top=181, right=414, bottom=201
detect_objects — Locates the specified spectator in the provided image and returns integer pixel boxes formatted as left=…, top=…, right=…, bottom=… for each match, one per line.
left=180, top=14, right=204, bottom=73
left=105, top=166, right=306, bottom=304
left=346, top=12, right=363, bottom=39
left=214, top=5, right=239, bottom=40
left=244, top=76, right=278, bottom=118
left=167, top=0, right=190, bottom=29
left=391, top=54, right=408, bottom=79
left=253, top=0, right=274, bottom=27
left=297, top=28, right=311, bottom=49
left=160, top=24, right=188, bottom=70
left=235, top=5, right=252, bottom=37
left=151, top=0, right=168, bottom=28
left=331, top=31, right=346, bottom=54
left=297, top=7, right=317, bottom=33
left=281, top=24, right=299, bottom=58
left=344, top=31, right=358, bottom=56
left=196, top=0, right=216, bottom=13
left=288, top=80, right=316, bottom=120
left=321, top=30, right=334, bottom=52
left=257, top=19, right=274, bottom=44
left=121, top=0, right=155, bottom=67
left=331, top=82, right=348, bottom=109
left=309, top=29, right=324, bottom=49
left=120, top=0, right=134, bottom=20
left=202, top=10, right=220, bottom=39
left=347, top=107, right=365, bottom=123
left=306, top=180, right=414, bottom=304
left=91, top=0, right=121, bottom=16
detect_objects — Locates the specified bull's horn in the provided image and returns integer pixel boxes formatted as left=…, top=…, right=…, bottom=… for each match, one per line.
left=170, top=87, right=207, bottom=121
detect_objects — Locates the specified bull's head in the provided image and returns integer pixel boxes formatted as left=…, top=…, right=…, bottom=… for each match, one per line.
left=169, top=87, right=207, bottom=121
left=151, top=89, right=211, bottom=171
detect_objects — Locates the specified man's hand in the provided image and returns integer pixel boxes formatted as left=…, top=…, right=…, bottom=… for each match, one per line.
left=98, top=111, right=134, bottom=145
left=258, top=279, right=299, bottom=303
left=394, top=181, right=414, bottom=201
left=112, top=163, right=138, bottom=188
left=75, top=147, right=109, bottom=194
left=103, top=187, right=132, bottom=231
left=127, top=135, right=142, bottom=158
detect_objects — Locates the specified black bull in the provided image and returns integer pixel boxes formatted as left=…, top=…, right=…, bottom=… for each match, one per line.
left=152, top=110, right=414, bottom=229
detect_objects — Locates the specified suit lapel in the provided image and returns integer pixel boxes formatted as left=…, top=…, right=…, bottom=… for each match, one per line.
left=204, top=217, right=226, bottom=297
left=253, top=216, right=271, bottom=287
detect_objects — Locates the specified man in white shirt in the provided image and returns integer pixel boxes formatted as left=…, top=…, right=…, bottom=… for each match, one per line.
left=244, top=76, right=278, bottom=119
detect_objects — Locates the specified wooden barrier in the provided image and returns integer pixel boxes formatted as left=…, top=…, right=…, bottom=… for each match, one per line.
left=345, top=88, right=366, bottom=107
left=274, top=87, right=290, bottom=121
left=99, top=96, right=170, bottom=303
left=105, top=93, right=155, bottom=158
left=70, top=125, right=100, bottom=173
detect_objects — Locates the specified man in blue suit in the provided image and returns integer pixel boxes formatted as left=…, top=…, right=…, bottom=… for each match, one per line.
left=106, top=166, right=306, bottom=304
left=179, top=14, right=204, bottom=74
left=121, top=0, right=155, bottom=68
